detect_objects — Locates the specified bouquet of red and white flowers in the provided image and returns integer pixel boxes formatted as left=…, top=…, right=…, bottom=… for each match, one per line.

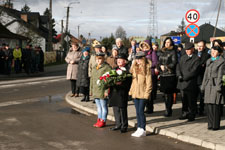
left=97, top=67, right=132, bottom=89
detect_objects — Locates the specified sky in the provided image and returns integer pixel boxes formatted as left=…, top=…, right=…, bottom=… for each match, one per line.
left=3, top=0, right=225, bottom=39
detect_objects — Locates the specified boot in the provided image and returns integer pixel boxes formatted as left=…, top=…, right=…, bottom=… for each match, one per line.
left=81, top=96, right=86, bottom=102
left=96, top=119, right=106, bottom=128
left=164, top=94, right=173, bottom=117
left=85, top=95, right=90, bottom=102
left=93, top=118, right=100, bottom=127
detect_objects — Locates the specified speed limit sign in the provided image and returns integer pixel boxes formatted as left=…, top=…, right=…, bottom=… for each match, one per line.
left=185, top=9, right=200, bottom=23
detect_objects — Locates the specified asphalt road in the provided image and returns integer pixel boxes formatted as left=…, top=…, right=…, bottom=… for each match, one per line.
left=0, top=77, right=207, bottom=150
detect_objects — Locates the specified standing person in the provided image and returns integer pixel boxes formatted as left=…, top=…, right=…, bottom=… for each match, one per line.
left=101, top=45, right=110, bottom=57
left=152, top=42, right=160, bottom=57
left=129, top=51, right=152, bottom=137
left=23, top=45, right=32, bottom=74
left=106, top=45, right=118, bottom=69
left=157, top=37, right=177, bottom=117
left=177, top=44, right=184, bottom=62
left=65, top=43, right=82, bottom=97
left=34, top=46, right=40, bottom=73
left=177, top=42, right=200, bottom=121
left=128, top=40, right=136, bottom=63
left=13, top=45, right=22, bottom=73
left=222, top=42, right=225, bottom=58
left=91, top=53, right=111, bottom=128
left=76, top=47, right=90, bottom=102
left=109, top=53, right=132, bottom=133
left=116, top=38, right=128, bottom=57
left=38, top=46, right=44, bottom=72
left=140, top=40, right=158, bottom=114
left=201, top=46, right=225, bottom=130
left=196, top=40, right=210, bottom=115
left=0, top=45, right=6, bottom=74
left=3, top=44, right=13, bottom=75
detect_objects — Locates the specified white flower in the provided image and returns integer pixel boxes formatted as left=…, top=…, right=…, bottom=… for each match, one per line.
left=106, top=72, right=110, bottom=75
left=97, top=79, right=100, bottom=85
left=116, top=69, right=123, bottom=75
left=120, top=67, right=126, bottom=71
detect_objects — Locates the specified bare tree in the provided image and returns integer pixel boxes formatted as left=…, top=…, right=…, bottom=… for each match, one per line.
left=115, top=26, right=127, bottom=40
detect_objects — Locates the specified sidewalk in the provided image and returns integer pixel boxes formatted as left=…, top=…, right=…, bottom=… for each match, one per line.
left=65, top=92, right=225, bottom=150
left=0, top=64, right=67, bottom=81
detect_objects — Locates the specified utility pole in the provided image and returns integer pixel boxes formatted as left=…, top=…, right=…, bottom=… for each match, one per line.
left=60, top=19, right=64, bottom=51
left=65, top=1, right=80, bottom=51
left=213, top=0, right=222, bottom=37
left=48, top=0, right=53, bottom=51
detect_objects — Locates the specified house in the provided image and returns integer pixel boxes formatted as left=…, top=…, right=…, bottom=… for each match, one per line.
left=181, top=23, right=225, bottom=47
left=0, top=6, right=50, bottom=51
left=0, top=23, right=28, bottom=47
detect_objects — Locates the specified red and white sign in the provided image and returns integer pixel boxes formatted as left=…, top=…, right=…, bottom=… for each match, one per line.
left=185, top=24, right=200, bottom=38
left=185, top=9, right=200, bottom=23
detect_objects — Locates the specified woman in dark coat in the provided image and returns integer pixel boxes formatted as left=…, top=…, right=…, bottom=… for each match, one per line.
left=77, top=47, right=90, bottom=102
left=108, top=53, right=132, bottom=133
left=157, top=37, right=178, bottom=117
left=201, top=46, right=225, bottom=130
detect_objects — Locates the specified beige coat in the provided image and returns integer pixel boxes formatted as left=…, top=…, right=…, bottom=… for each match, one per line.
left=88, top=54, right=96, bottom=77
left=129, top=60, right=152, bottom=100
left=65, top=48, right=82, bottom=80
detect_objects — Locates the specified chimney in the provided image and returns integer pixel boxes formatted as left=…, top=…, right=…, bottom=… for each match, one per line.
left=21, top=14, right=28, bottom=22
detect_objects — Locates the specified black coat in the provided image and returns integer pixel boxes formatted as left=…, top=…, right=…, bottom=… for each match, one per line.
left=195, top=49, right=210, bottom=85
left=118, top=45, right=128, bottom=58
left=108, top=65, right=132, bottom=108
left=176, top=54, right=200, bottom=90
left=157, top=46, right=178, bottom=77
left=76, top=56, right=90, bottom=87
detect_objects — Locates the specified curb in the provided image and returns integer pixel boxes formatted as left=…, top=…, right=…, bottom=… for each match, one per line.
left=65, top=92, right=225, bottom=150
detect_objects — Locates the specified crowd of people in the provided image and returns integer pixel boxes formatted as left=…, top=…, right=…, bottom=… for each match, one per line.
left=0, top=44, right=44, bottom=75
left=65, top=37, right=225, bottom=137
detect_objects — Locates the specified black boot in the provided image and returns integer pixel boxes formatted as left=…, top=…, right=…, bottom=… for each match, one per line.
left=164, top=94, right=173, bottom=117
left=81, top=96, right=86, bottom=102
left=85, top=95, right=90, bottom=102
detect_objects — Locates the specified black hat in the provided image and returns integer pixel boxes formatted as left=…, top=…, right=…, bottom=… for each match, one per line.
left=117, top=53, right=128, bottom=60
left=211, top=46, right=223, bottom=53
left=96, top=52, right=105, bottom=57
left=184, top=42, right=194, bottom=50
left=135, top=51, right=146, bottom=59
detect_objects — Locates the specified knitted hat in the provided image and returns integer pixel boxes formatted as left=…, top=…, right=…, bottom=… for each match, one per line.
left=82, top=47, right=90, bottom=53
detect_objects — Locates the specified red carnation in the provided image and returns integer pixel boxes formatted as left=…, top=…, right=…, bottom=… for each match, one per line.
left=107, top=74, right=110, bottom=78
left=100, top=76, right=103, bottom=80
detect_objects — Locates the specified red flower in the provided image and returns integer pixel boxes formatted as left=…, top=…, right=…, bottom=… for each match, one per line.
left=103, top=76, right=107, bottom=82
left=107, top=74, right=110, bottom=78
left=100, top=76, right=103, bottom=80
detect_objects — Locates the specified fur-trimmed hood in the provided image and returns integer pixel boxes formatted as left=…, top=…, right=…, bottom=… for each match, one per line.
left=161, top=46, right=174, bottom=51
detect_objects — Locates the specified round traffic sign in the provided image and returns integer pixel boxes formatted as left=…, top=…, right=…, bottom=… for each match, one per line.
left=185, top=24, right=200, bottom=38
left=185, top=9, right=200, bottom=23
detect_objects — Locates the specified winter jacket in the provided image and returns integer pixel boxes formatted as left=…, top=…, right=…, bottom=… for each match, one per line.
left=106, top=56, right=117, bottom=69
left=176, top=54, right=200, bottom=90
left=195, top=49, right=210, bottom=85
left=90, top=62, right=111, bottom=99
left=145, top=49, right=158, bottom=76
left=65, top=48, right=82, bottom=80
left=118, top=45, right=128, bottom=58
left=88, top=54, right=96, bottom=77
left=129, top=60, right=152, bottom=100
left=76, top=56, right=90, bottom=87
left=13, top=48, right=22, bottom=60
left=157, top=46, right=177, bottom=77
left=201, top=56, right=225, bottom=104
left=108, top=65, right=132, bottom=107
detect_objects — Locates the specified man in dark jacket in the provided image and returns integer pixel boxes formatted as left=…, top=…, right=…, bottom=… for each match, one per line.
left=177, top=42, right=200, bottom=121
left=3, top=44, right=13, bottom=75
left=116, top=38, right=128, bottom=58
left=196, top=40, right=210, bottom=115
left=108, top=53, right=131, bottom=133
left=23, top=45, right=32, bottom=74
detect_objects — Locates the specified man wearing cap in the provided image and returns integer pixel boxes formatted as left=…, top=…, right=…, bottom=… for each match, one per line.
left=116, top=38, right=128, bottom=58
left=3, top=44, right=13, bottom=75
left=108, top=53, right=132, bottom=133
left=177, top=42, right=200, bottom=121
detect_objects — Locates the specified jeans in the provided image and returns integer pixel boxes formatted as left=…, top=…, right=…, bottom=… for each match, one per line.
left=95, top=98, right=108, bottom=122
left=134, top=99, right=147, bottom=130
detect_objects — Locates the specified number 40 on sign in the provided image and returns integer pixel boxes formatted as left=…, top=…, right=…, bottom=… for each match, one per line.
left=185, top=9, right=200, bottom=23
